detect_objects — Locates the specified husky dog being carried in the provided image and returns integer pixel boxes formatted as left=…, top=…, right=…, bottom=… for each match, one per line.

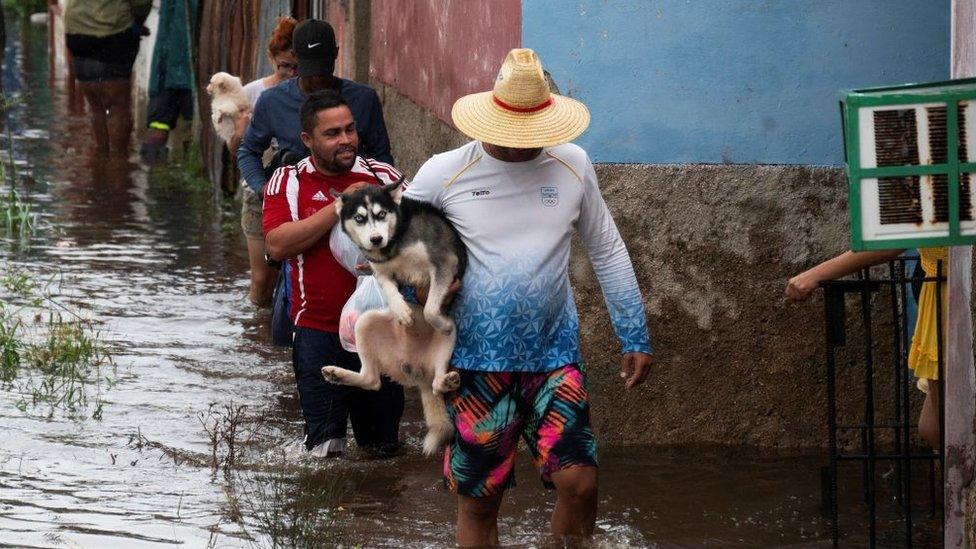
left=323, top=181, right=467, bottom=455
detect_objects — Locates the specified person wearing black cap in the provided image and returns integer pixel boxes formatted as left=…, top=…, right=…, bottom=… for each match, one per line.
left=237, top=18, right=393, bottom=198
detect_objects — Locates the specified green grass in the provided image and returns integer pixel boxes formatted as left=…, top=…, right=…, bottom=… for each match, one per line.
left=1, top=94, right=42, bottom=243
left=0, top=308, right=21, bottom=384
left=18, top=312, right=114, bottom=415
left=1, top=268, right=37, bottom=298
left=1, top=186, right=39, bottom=239
left=149, top=141, right=212, bottom=193
left=0, top=266, right=115, bottom=419
left=224, top=458, right=363, bottom=549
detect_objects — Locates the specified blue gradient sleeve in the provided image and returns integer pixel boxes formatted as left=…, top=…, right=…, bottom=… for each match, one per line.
left=575, top=157, right=653, bottom=355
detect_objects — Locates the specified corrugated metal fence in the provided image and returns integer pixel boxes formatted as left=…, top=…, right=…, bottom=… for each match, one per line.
left=198, top=0, right=258, bottom=194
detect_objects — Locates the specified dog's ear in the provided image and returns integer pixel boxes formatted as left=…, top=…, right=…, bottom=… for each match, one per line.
left=330, top=188, right=343, bottom=212
left=383, top=177, right=404, bottom=204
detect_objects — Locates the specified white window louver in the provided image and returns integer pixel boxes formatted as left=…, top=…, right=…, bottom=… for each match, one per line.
left=843, top=80, right=976, bottom=250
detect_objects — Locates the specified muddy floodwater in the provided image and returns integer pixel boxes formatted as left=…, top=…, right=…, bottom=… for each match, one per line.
left=0, top=22, right=941, bottom=548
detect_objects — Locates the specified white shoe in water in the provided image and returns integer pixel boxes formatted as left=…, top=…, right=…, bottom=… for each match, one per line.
left=308, top=438, right=346, bottom=457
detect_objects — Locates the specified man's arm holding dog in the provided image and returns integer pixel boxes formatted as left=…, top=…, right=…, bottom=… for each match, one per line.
left=265, top=207, right=339, bottom=261
left=263, top=170, right=370, bottom=260
left=576, top=156, right=654, bottom=389
left=400, top=160, right=462, bottom=307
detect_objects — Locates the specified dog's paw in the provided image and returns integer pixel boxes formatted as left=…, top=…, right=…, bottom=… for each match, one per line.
left=424, top=311, right=454, bottom=335
left=391, top=303, right=414, bottom=326
left=433, top=371, right=460, bottom=394
left=321, top=365, right=346, bottom=385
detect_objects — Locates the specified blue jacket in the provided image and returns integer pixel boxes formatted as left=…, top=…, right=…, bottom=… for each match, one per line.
left=237, top=77, right=394, bottom=193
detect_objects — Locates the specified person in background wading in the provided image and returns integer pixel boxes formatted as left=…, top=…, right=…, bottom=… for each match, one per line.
left=227, top=16, right=298, bottom=306
left=58, top=0, right=151, bottom=156
left=139, top=0, right=199, bottom=164
left=236, top=18, right=394, bottom=343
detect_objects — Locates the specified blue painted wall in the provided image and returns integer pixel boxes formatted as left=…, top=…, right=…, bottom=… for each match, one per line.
left=523, top=1, right=950, bottom=165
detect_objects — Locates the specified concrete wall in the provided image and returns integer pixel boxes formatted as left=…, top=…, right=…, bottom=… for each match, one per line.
left=523, top=0, right=951, bottom=165
left=579, top=163, right=857, bottom=447
left=370, top=0, right=520, bottom=125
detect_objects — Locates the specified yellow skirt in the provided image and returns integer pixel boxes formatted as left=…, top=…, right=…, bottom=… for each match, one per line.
left=908, top=247, right=948, bottom=381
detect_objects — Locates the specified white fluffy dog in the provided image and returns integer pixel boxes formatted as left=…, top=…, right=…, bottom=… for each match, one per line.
left=206, top=72, right=251, bottom=143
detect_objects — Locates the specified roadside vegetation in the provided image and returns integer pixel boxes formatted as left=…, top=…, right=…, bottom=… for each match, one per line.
left=0, top=266, right=115, bottom=419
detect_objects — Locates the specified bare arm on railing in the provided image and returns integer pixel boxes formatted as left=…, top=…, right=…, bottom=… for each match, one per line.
left=785, top=249, right=905, bottom=302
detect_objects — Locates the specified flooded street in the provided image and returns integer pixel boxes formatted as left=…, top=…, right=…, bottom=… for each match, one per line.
left=0, top=21, right=937, bottom=549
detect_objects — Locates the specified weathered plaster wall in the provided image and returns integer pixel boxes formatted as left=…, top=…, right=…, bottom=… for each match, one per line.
left=580, top=162, right=859, bottom=447
left=370, top=0, right=520, bottom=125
left=374, top=80, right=468, bottom=175
left=523, top=0, right=951, bottom=165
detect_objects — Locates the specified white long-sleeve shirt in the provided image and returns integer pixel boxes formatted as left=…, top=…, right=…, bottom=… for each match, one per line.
left=404, top=141, right=652, bottom=372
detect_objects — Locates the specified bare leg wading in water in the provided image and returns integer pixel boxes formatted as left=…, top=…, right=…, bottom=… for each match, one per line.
left=78, top=79, right=133, bottom=156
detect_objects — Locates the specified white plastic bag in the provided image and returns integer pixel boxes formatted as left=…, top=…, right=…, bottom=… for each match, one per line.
left=329, top=226, right=366, bottom=275
left=339, top=276, right=388, bottom=352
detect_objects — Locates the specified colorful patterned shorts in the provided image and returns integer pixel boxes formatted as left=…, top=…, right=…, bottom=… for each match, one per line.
left=444, top=364, right=598, bottom=497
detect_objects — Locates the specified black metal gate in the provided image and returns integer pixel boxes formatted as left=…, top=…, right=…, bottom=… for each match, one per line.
left=820, top=257, right=944, bottom=547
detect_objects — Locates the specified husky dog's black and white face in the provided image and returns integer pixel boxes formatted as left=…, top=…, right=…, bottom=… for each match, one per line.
left=334, top=181, right=403, bottom=252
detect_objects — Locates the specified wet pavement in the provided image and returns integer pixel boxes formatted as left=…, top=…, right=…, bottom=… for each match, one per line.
left=0, top=19, right=940, bottom=548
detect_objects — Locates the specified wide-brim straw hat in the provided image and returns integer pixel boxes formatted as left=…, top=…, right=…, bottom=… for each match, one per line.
left=451, top=49, right=590, bottom=148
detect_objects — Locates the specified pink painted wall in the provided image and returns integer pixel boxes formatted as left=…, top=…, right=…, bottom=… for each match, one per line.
left=370, top=0, right=521, bottom=125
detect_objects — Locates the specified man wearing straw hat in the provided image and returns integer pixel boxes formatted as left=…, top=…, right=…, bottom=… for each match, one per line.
left=404, top=48, right=653, bottom=544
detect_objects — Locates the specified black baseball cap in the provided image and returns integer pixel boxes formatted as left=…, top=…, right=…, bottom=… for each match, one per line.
left=293, top=19, right=338, bottom=77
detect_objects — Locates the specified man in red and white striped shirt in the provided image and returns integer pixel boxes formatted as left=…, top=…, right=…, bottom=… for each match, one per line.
left=264, top=90, right=404, bottom=457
